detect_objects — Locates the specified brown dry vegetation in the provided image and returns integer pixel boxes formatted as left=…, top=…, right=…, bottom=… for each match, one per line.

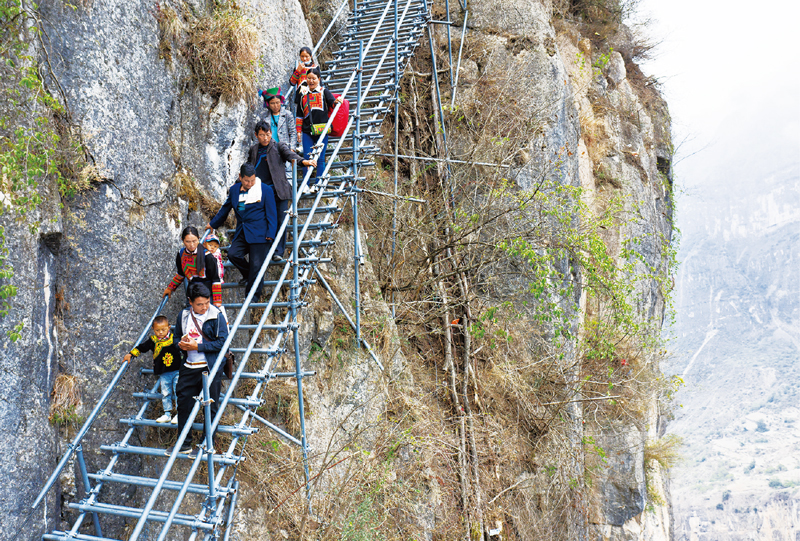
left=49, top=373, right=82, bottom=427
left=185, top=8, right=259, bottom=103
left=151, top=1, right=259, bottom=103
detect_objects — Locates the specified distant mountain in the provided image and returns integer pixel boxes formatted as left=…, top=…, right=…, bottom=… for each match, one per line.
left=665, top=88, right=800, bottom=539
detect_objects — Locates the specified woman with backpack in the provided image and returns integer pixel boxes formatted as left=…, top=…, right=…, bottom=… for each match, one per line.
left=295, top=67, right=342, bottom=187
left=163, top=226, right=223, bottom=307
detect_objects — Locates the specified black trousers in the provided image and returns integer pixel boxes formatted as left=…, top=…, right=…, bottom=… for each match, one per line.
left=176, top=366, right=223, bottom=447
left=227, top=234, right=269, bottom=298
left=275, top=196, right=289, bottom=257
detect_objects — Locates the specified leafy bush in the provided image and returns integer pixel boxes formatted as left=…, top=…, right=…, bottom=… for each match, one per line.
left=1, top=0, right=92, bottom=332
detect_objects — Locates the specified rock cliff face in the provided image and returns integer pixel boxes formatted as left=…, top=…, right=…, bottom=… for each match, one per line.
left=0, top=0, right=675, bottom=538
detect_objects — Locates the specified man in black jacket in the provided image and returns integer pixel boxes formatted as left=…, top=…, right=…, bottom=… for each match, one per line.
left=248, top=120, right=316, bottom=260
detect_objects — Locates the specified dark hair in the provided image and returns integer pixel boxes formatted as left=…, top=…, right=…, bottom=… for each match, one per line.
left=299, top=46, right=313, bottom=61
left=240, top=163, right=256, bottom=178
left=306, top=67, right=322, bottom=80
left=153, top=315, right=169, bottom=327
left=254, top=119, right=271, bottom=135
left=181, top=226, right=200, bottom=241
left=188, top=283, right=211, bottom=301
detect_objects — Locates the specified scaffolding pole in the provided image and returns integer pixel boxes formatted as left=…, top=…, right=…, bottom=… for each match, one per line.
left=391, top=0, right=399, bottom=319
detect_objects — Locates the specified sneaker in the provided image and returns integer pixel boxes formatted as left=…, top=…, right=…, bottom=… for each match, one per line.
left=170, top=414, right=178, bottom=425
left=272, top=254, right=283, bottom=262
left=201, top=445, right=218, bottom=456
left=156, top=413, right=171, bottom=423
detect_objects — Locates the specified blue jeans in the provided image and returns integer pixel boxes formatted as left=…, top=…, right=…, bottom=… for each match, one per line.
left=158, top=370, right=179, bottom=413
left=302, top=132, right=329, bottom=184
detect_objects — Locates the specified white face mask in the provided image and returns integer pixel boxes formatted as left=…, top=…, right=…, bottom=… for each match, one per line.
left=303, top=60, right=313, bottom=67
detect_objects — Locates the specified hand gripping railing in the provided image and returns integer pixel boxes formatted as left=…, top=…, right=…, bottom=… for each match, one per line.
left=128, top=0, right=424, bottom=536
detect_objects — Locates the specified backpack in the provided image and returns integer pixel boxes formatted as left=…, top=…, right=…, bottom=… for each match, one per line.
left=328, top=94, right=350, bottom=137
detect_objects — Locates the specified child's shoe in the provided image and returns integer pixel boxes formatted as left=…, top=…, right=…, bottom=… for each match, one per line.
left=156, top=413, right=172, bottom=423
left=171, top=414, right=178, bottom=425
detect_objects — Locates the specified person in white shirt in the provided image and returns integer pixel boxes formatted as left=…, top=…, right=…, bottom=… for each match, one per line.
left=170, top=283, right=229, bottom=456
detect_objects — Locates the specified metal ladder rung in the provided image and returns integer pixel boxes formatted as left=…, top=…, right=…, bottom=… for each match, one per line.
left=328, top=135, right=383, bottom=146
left=298, top=189, right=350, bottom=198
left=344, top=8, right=426, bottom=24
left=131, top=392, right=263, bottom=408
left=229, top=347, right=282, bottom=355
left=326, top=55, right=413, bottom=74
left=326, top=50, right=414, bottom=68
left=341, top=26, right=424, bottom=42
left=87, top=472, right=233, bottom=496
left=44, top=533, right=122, bottom=541
left=297, top=205, right=340, bottom=214
left=336, top=95, right=395, bottom=107
left=99, top=443, right=245, bottom=465
left=222, top=300, right=293, bottom=308
left=355, top=105, right=392, bottom=115
left=334, top=146, right=380, bottom=156
left=339, top=24, right=424, bottom=41
left=326, top=72, right=396, bottom=86
left=339, top=27, right=423, bottom=43
left=221, top=256, right=329, bottom=269
left=237, top=370, right=317, bottom=380
left=68, top=501, right=217, bottom=530
left=222, top=301, right=308, bottom=309
left=119, top=417, right=257, bottom=435
left=232, top=323, right=289, bottom=331
left=285, top=239, right=336, bottom=249
left=221, top=280, right=312, bottom=290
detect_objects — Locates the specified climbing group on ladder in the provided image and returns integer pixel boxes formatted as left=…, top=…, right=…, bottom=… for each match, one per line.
left=29, top=0, right=432, bottom=537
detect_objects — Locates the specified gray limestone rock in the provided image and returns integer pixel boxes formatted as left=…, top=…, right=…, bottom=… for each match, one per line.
left=607, top=51, right=627, bottom=85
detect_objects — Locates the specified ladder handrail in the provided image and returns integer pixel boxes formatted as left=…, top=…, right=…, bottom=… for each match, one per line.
left=30, top=294, right=169, bottom=511
left=31, top=229, right=212, bottom=511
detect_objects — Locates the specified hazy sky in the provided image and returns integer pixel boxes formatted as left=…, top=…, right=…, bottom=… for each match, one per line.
left=636, top=0, right=800, bottom=187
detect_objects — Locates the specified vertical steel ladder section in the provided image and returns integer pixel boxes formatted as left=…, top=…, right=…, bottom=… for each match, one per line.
left=32, top=0, right=430, bottom=538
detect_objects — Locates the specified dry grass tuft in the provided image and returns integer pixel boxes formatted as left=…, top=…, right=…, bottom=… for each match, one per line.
left=174, top=170, right=226, bottom=220
left=185, top=8, right=258, bottom=103
left=155, top=3, right=184, bottom=64
left=645, top=434, right=682, bottom=470
left=49, top=374, right=82, bottom=427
